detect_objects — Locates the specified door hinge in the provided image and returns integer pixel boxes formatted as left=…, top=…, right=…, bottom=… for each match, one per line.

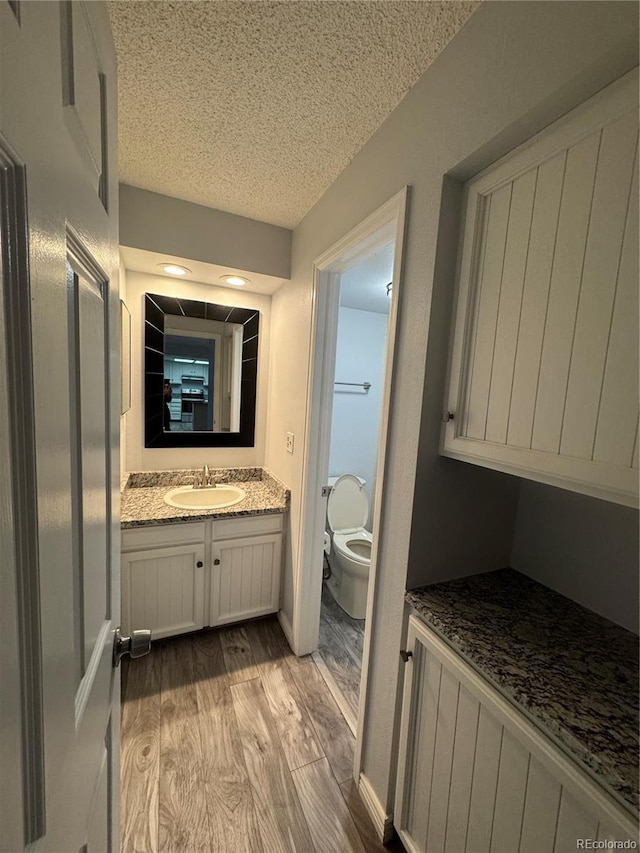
left=321, top=485, right=332, bottom=498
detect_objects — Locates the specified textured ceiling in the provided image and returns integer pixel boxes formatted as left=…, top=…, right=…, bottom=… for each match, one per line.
left=109, top=1, right=479, bottom=229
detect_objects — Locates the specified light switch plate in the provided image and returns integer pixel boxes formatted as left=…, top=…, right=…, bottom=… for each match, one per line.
left=286, top=432, right=294, bottom=454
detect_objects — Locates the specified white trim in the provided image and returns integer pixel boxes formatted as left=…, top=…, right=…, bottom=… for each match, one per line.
left=353, top=189, right=408, bottom=782
left=442, top=440, right=638, bottom=507
left=294, top=187, right=408, bottom=654
left=358, top=772, right=395, bottom=844
left=276, top=607, right=296, bottom=653
left=294, top=187, right=409, bottom=790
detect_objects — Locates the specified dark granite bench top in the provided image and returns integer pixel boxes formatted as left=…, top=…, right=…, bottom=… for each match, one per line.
left=406, top=568, right=638, bottom=817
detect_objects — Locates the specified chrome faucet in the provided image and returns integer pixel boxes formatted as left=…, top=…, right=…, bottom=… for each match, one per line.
left=194, top=464, right=216, bottom=489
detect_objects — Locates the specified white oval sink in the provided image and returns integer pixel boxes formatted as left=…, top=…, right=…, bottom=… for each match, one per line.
left=164, top=485, right=246, bottom=510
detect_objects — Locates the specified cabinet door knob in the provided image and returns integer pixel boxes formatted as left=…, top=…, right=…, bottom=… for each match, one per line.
left=400, top=649, right=413, bottom=663
left=214, top=558, right=220, bottom=565
left=196, top=561, right=203, bottom=568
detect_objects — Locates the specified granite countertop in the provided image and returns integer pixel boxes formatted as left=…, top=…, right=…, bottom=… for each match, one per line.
left=406, top=569, right=639, bottom=816
left=121, top=467, right=290, bottom=528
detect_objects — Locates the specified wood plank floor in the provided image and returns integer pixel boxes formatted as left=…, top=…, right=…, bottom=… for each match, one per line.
left=121, top=616, right=402, bottom=852
left=316, top=583, right=365, bottom=728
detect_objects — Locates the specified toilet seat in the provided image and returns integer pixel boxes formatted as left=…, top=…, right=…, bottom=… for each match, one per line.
left=333, top=529, right=372, bottom=565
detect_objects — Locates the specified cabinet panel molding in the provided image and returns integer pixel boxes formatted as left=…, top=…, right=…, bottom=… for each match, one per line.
left=443, top=70, right=639, bottom=507
left=122, top=543, right=205, bottom=639
left=209, top=533, right=282, bottom=627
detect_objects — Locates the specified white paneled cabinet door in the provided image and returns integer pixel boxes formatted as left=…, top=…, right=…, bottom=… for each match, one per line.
left=209, top=533, right=282, bottom=627
left=394, top=616, right=637, bottom=853
left=122, top=544, right=205, bottom=639
left=443, top=70, right=638, bottom=507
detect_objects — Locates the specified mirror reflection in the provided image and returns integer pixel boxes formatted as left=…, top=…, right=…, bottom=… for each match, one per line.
left=144, top=293, right=259, bottom=449
left=163, top=315, right=243, bottom=433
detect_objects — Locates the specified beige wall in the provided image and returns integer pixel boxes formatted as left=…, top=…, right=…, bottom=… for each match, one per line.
left=265, top=0, right=639, bottom=816
left=122, top=270, right=271, bottom=472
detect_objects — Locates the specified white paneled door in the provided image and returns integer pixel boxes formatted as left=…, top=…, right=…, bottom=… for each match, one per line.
left=443, top=70, right=639, bottom=506
left=0, top=3, right=119, bottom=851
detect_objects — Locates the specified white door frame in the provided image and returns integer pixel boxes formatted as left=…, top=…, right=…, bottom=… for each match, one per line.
left=294, top=186, right=408, bottom=766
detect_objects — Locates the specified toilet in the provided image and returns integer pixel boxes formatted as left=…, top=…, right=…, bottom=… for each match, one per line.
left=325, top=474, right=372, bottom=619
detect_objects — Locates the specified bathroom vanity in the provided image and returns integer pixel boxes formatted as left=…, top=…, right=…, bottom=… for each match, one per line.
left=120, top=468, right=289, bottom=639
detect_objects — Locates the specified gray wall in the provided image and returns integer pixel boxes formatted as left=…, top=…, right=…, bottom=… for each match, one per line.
left=512, top=482, right=639, bottom=634
left=265, top=0, right=639, bottom=817
left=119, top=184, right=291, bottom=279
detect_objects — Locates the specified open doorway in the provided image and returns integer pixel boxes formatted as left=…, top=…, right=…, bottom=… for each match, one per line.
left=294, top=188, right=408, bottom=750
left=313, top=242, right=395, bottom=730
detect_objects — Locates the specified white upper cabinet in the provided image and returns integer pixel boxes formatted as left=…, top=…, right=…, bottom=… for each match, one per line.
left=443, top=70, right=639, bottom=507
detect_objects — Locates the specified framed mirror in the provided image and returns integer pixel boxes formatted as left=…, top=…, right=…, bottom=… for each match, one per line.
left=144, top=292, right=259, bottom=448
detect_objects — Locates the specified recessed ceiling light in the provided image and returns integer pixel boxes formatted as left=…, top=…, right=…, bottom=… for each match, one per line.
left=221, top=274, right=249, bottom=287
left=158, top=263, right=191, bottom=276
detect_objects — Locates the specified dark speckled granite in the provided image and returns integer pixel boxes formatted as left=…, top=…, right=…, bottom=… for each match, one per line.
left=406, top=569, right=638, bottom=816
left=121, top=467, right=289, bottom=528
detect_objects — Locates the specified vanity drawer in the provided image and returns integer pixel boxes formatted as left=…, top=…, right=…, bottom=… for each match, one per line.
left=122, top=521, right=206, bottom=551
left=212, top=513, right=283, bottom=540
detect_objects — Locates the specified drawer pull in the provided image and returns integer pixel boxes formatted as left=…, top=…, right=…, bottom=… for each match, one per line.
left=196, top=561, right=203, bottom=568
left=214, top=558, right=220, bottom=565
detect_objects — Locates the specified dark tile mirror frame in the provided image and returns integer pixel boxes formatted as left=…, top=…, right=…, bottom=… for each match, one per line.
left=144, top=292, right=259, bottom=448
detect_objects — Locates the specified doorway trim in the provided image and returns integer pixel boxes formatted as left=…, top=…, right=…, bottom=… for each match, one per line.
left=294, top=186, right=408, bottom=770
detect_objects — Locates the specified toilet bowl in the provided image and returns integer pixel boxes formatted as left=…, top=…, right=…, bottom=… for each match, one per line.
left=326, top=474, right=372, bottom=619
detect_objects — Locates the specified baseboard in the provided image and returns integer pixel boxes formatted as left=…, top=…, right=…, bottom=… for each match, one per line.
left=358, top=772, right=394, bottom=844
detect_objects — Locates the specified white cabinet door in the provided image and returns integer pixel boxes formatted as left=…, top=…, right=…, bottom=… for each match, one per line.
left=443, top=70, right=638, bottom=507
left=394, top=616, right=637, bottom=853
left=209, top=533, right=282, bottom=627
left=122, top=543, right=205, bottom=640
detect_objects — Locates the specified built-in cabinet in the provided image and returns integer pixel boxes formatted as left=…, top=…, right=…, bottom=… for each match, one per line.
left=395, top=616, right=636, bottom=853
left=121, top=514, right=283, bottom=639
left=165, top=360, right=209, bottom=384
left=443, top=70, right=638, bottom=508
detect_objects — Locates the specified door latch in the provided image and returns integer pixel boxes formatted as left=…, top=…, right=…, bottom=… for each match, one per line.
left=113, top=627, right=152, bottom=667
